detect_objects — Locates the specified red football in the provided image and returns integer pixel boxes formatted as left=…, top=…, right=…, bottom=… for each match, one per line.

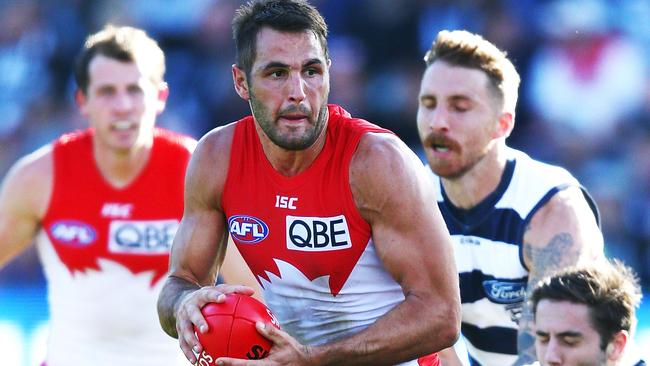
left=194, top=294, right=280, bottom=364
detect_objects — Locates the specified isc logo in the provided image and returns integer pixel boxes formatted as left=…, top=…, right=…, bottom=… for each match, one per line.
left=286, top=215, right=351, bottom=251
left=275, top=195, right=297, bottom=210
left=50, top=220, right=96, bottom=246
left=108, top=219, right=179, bottom=254
left=229, top=215, right=269, bottom=244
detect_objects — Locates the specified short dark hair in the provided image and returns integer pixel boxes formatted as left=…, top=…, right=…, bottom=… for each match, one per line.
left=424, top=30, right=520, bottom=115
left=74, top=24, right=165, bottom=94
left=531, top=259, right=642, bottom=350
left=232, top=0, right=329, bottom=76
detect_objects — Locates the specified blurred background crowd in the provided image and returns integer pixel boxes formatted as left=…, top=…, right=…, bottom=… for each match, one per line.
left=0, top=0, right=648, bottom=362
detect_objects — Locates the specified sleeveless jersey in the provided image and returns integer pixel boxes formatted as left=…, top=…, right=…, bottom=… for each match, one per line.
left=428, top=148, right=599, bottom=366
left=37, top=128, right=194, bottom=366
left=222, top=105, right=439, bottom=366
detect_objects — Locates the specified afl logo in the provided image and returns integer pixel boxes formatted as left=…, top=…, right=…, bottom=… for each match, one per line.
left=228, top=215, right=269, bottom=244
left=50, top=220, right=97, bottom=246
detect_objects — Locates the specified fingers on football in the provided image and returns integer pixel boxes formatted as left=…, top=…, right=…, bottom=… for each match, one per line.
left=256, top=321, right=284, bottom=344
left=215, top=283, right=256, bottom=296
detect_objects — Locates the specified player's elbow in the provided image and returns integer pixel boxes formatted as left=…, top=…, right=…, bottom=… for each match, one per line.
left=437, top=303, right=461, bottom=349
left=426, top=296, right=461, bottom=351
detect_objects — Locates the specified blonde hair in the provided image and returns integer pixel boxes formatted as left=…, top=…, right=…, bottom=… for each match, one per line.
left=75, top=24, right=165, bottom=93
left=424, top=30, right=520, bottom=115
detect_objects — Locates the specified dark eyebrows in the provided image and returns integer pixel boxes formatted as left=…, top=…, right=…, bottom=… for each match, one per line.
left=259, top=58, right=323, bottom=72
left=557, top=331, right=582, bottom=338
left=535, top=330, right=583, bottom=338
left=260, top=61, right=289, bottom=72
left=303, top=58, right=323, bottom=68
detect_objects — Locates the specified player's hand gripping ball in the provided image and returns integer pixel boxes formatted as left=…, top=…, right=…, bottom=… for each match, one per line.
left=194, top=294, right=281, bottom=365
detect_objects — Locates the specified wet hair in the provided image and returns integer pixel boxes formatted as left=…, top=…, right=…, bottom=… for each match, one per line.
left=74, top=24, right=165, bottom=94
left=531, top=259, right=642, bottom=350
left=423, top=30, right=520, bottom=115
left=232, top=0, right=328, bottom=76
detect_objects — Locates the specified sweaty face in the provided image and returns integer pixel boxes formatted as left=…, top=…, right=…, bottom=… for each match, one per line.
left=534, top=300, right=608, bottom=366
left=79, top=55, right=164, bottom=153
left=416, top=61, right=501, bottom=179
left=247, top=28, right=330, bottom=151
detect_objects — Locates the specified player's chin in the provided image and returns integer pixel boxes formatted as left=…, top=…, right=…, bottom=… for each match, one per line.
left=429, top=163, right=462, bottom=179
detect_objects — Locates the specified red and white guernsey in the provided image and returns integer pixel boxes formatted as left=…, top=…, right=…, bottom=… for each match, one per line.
left=37, top=128, right=194, bottom=366
left=222, top=105, right=438, bottom=366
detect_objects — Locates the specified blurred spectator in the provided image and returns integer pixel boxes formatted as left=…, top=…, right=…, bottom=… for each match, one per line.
left=527, top=0, right=647, bottom=169
left=0, top=0, right=648, bottom=291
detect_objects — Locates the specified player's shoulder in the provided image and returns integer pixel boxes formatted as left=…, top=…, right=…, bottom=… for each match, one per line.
left=351, top=131, right=427, bottom=195
left=186, top=122, right=239, bottom=182
left=153, top=127, right=198, bottom=154
left=1, top=144, right=53, bottom=216
left=510, top=147, right=576, bottom=184
left=194, top=122, right=238, bottom=158
left=354, top=131, right=420, bottom=170
left=6, top=144, right=53, bottom=185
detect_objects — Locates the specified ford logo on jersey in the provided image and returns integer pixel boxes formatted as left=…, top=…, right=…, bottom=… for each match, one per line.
left=50, top=220, right=97, bottom=246
left=229, top=215, right=269, bottom=244
left=482, top=280, right=526, bottom=304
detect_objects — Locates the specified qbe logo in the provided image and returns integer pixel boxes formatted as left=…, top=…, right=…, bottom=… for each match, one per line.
left=286, top=215, right=351, bottom=251
left=108, top=219, right=179, bottom=254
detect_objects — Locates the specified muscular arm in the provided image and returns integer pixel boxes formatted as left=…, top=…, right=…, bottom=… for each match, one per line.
left=306, top=133, right=461, bottom=365
left=157, top=126, right=254, bottom=359
left=0, top=146, right=52, bottom=268
left=516, top=186, right=604, bottom=365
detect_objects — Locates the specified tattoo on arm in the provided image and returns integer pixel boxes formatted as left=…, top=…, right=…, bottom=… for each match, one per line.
left=524, top=232, right=576, bottom=274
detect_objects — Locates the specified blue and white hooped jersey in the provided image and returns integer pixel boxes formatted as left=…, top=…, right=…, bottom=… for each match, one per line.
left=428, top=148, right=599, bottom=366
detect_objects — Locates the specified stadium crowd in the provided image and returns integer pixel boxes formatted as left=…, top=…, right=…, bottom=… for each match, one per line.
left=0, top=0, right=647, bottom=295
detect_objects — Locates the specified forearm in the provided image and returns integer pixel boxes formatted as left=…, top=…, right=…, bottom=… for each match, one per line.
left=157, top=275, right=200, bottom=338
left=437, top=347, right=465, bottom=366
left=309, top=291, right=459, bottom=366
left=513, top=270, right=542, bottom=366
left=514, top=301, right=537, bottom=366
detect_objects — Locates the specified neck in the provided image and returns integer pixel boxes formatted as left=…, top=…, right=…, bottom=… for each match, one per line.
left=441, top=143, right=508, bottom=209
left=93, top=138, right=153, bottom=189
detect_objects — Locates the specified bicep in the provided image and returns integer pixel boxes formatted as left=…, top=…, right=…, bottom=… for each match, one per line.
left=168, top=135, right=230, bottom=286
left=0, top=157, right=50, bottom=267
left=523, top=186, right=604, bottom=284
left=352, top=135, right=456, bottom=297
left=169, top=205, right=227, bottom=286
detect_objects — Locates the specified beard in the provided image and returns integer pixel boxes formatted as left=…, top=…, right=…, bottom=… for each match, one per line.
left=249, top=93, right=329, bottom=151
left=423, top=133, right=486, bottom=180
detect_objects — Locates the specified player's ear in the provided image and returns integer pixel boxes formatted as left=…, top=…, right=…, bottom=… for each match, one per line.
left=493, top=111, right=514, bottom=139
left=75, top=89, right=89, bottom=118
left=232, top=64, right=250, bottom=100
left=156, top=82, right=169, bottom=115
left=605, top=330, right=628, bottom=362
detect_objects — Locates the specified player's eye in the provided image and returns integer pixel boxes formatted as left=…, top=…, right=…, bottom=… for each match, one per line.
left=269, top=70, right=286, bottom=78
left=535, top=333, right=550, bottom=344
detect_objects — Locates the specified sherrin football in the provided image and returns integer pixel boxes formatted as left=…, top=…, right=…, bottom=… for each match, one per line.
left=194, top=293, right=280, bottom=364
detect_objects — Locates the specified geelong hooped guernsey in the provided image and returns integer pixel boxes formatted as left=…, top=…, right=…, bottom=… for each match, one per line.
left=38, top=128, right=194, bottom=366
left=428, top=148, right=599, bottom=366
left=222, top=105, right=439, bottom=366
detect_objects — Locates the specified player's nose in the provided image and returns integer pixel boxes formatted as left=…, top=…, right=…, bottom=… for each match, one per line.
left=541, top=340, right=563, bottom=365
